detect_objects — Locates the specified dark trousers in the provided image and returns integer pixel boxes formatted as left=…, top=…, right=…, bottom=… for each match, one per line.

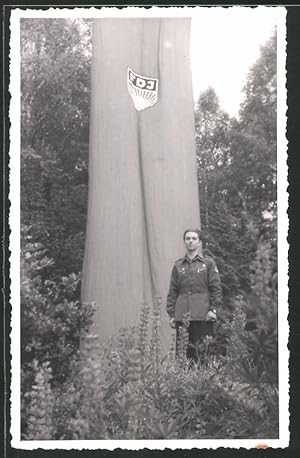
left=175, top=320, right=214, bottom=362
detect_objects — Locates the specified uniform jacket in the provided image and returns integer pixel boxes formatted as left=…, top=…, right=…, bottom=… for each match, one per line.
left=166, top=254, right=222, bottom=321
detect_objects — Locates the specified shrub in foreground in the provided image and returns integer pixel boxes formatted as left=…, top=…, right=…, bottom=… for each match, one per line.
left=22, top=238, right=278, bottom=440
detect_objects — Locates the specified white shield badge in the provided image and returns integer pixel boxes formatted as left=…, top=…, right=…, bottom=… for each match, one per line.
left=127, top=67, right=159, bottom=112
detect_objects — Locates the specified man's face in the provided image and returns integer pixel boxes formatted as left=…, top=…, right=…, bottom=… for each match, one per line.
left=184, top=232, right=201, bottom=253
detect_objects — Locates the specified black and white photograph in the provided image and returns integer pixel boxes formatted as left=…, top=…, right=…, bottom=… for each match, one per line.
left=9, top=6, right=288, bottom=449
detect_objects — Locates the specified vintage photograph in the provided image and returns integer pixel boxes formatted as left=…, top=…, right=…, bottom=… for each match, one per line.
left=10, top=6, right=288, bottom=449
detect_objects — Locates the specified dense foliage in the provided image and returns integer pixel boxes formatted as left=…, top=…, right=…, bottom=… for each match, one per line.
left=23, top=244, right=278, bottom=439
left=195, top=34, right=277, bottom=299
left=21, top=18, right=91, bottom=275
left=20, top=19, right=278, bottom=439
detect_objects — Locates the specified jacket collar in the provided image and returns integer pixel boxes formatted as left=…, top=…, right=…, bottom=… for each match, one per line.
left=182, top=253, right=204, bottom=264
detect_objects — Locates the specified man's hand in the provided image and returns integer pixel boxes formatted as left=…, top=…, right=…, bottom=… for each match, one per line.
left=206, top=310, right=217, bottom=322
left=169, top=317, right=176, bottom=328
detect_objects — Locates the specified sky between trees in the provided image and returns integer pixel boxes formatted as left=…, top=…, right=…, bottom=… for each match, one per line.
left=190, top=6, right=283, bottom=117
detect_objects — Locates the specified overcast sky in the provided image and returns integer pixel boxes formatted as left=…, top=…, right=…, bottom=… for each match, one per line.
left=190, top=7, right=280, bottom=118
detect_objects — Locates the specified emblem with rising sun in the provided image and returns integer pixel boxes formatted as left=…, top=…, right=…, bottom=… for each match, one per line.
left=127, top=67, right=159, bottom=112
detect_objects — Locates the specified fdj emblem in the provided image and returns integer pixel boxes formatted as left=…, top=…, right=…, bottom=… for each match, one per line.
left=127, top=67, right=159, bottom=112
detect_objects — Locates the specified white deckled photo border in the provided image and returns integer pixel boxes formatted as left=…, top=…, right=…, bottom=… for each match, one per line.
left=9, top=5, right=288, bottom=450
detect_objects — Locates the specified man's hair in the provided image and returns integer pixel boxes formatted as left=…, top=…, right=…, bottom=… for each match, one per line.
left=183, top=228, right=202, bottom=241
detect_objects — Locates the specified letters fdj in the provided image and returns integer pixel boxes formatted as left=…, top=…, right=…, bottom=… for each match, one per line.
left=128, top=69, right=157, bottom=91
left=127, top=67, right=159, bottom=111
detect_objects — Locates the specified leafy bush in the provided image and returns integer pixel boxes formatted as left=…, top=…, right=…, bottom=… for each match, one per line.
left=21, top=235, right=278, bottom=440
left=21, top=224, right=95, bottom=438
left=22, top=361, right=54, bottom=440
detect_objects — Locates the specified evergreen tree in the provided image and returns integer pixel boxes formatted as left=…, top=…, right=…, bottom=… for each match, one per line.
left=195, top=31, right=277, bottom=298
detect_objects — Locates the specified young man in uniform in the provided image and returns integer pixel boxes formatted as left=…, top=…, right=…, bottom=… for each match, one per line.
left=166, top=228, right=222, bottom=362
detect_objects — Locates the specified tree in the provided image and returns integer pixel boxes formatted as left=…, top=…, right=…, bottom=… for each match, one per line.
left=229, top=32, right=277, bottom=239
left=21, top=18, right=92, bottom=275
left=20, top=19, right=95, bottom=419
left=195, top=87, right=248, bottom=297
left=195, top=31, right=277, bottom=298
